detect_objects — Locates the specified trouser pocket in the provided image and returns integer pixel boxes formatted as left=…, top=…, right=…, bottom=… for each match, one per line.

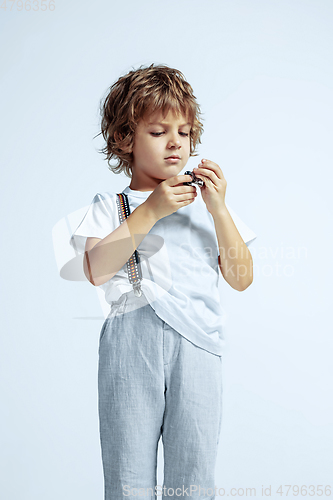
left=99, top=293, right=129, bottom=345
left=99, top=317, right=111, bottom=344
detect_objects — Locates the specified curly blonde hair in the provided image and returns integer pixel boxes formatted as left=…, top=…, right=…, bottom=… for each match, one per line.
left=96, top=63, right=204, bottom=179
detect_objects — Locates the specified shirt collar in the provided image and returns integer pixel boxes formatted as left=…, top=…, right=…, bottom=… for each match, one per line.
left=122, top=186, right=154, bottom=199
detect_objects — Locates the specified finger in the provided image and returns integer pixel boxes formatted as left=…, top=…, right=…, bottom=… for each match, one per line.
left=195, top=166, right=221, bottom=181
left=193, top=166, right=218, bottom=183
left=169, top=174, right=193, bottom=186
left=196, top=160, right=225, bottom=181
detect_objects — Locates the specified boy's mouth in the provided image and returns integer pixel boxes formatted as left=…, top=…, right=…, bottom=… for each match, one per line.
left=165, top=155, right=181, bottom=159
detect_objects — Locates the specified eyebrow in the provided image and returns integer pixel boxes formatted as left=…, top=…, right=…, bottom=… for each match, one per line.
left=147, top=121, right=191, bottom=127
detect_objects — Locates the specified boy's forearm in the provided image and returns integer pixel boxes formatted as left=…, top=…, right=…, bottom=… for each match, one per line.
left=87, top=202, right=159, bottom=286
left=212, top=206, right=254, bottom=291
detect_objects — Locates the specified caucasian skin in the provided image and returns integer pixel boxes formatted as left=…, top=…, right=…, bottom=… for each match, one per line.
left=129, top=109, right=192, bottom=192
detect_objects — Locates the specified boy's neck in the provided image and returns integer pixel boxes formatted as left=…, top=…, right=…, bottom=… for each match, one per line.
left=129, top=177, right=161, bottom=192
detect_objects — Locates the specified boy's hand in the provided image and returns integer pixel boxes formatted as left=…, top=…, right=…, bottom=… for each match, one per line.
left=143, top=174, right=197, bottom=221
left=192, top=159, right=227, bottom=216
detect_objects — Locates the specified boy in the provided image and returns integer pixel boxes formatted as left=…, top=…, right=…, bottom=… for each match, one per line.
left=70, top=63, right=257, bottom=499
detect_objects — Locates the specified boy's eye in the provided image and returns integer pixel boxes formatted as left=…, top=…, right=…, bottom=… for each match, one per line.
left=150, top=132, right=189, bottom=137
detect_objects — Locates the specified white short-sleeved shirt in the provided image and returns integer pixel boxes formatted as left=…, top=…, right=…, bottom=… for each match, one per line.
left=69, top=186, right=257, bottom=356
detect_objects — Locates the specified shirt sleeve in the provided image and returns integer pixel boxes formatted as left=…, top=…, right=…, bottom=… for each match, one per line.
left=225, top=202, right=257, bottom=247
left=69, top=193, right=117, bottom=255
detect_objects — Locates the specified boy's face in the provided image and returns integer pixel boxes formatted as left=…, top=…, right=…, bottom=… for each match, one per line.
left=129, top=108, right=191, bottom=191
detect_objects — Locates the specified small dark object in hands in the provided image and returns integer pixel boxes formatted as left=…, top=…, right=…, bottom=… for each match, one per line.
left=183, top=171, right=205, bottom=188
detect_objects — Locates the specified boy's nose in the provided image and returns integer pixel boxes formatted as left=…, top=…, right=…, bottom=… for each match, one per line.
left=167, top=137, right=181, bottom=148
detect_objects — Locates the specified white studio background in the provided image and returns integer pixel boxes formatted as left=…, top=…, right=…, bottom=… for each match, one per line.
left=1, top=0, right=333, bottom=498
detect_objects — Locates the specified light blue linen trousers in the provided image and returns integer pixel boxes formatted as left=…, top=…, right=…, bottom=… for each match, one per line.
left=98, top=290, right=223, bottom=499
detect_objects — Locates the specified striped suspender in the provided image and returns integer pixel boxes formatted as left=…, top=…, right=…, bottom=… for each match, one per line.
left=116, top=193, right=143, bottom=297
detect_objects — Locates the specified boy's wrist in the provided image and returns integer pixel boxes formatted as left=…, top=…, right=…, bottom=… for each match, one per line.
left=138, top=201, right=159, bottom=226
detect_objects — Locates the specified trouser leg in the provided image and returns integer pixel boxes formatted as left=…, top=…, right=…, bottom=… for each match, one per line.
left=161, top=323, right=223, bottom=500
left=98, top=292, right=165, bottom=499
